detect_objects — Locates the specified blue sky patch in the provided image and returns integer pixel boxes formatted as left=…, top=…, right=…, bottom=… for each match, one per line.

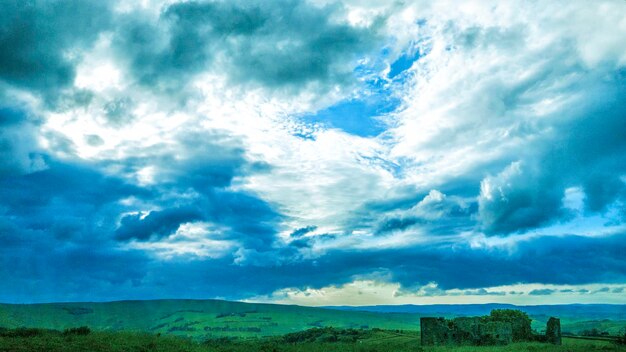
left=301, top=98, right=392, bottom=137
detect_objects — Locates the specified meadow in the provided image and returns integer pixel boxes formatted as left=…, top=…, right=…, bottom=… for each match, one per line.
left=0, top=327, right=624, bottom=352
left=1, top=300, right=625, bottom=351
left=1, top=300, right=625, bottom=340
left=0, top=300, right=421, bottom=339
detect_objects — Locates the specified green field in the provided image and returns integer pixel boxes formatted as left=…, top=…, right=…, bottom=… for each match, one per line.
left=1, top=300, right=624, bottom=341
left=0, top=327, right=624, bottom=352
left=0, top=300, right=422, bottom=339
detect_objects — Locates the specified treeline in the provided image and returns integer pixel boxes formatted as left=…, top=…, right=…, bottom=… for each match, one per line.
left=1, top=325, right=625, bottom=352
left=0, top=326, right=91, bottom=338
left=282, top=327, right=374, bottom=343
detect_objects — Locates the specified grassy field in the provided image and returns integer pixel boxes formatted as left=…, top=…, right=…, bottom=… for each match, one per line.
left=0, top=328, right=623, bottom=352
left=1, top=300, right=624, bottom=340
left=0, top=300, right=421, bottom=339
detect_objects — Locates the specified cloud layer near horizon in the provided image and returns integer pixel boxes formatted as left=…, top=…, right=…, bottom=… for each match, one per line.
left=1, top=0, right=626, bottom=304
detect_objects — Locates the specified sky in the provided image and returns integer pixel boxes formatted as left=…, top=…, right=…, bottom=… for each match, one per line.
left=1, top=0, right=626, bottom=305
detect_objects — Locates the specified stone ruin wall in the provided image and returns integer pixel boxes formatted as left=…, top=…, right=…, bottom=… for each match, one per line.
left=546, top=317, right=562, bottom=345
left=420, top=316, right=561, bottom=346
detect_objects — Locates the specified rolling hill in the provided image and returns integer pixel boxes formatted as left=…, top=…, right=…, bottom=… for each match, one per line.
left=325, top=303, right=626, bottom=335
left=1, top=300, right=624, bottom=340
left=0, top=299, right=420, bottom=339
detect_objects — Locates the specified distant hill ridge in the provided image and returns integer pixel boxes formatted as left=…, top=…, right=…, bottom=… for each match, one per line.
left=323, top=303, right=626, bottom=319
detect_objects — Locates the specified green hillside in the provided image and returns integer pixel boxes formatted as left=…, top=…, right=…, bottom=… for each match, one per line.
left=0, top=300, right=421, bottom=340
left=1, top=300, right=624, bottom=341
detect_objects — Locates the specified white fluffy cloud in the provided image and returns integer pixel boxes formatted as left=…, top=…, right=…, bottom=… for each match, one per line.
left=252, top=279, right=626, bottom=306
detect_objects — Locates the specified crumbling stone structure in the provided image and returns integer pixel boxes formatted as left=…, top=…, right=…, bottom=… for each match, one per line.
left=420, top=317, right=512, bottom=346
left=420, top=310, right=561, bottom=346
left=546, top=317, right=562, bottom=345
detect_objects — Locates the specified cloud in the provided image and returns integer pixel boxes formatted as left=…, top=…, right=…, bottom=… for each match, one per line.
left=389, top=0, right=626, bottom=235
left=477, top=80, right=626, bottom=234
left=592, top=287, right=610, bottom=294
left=0, top=0, right=112, bottom=103
left=0, top=104, right=46, bottom=175
left=0, top=161, right=147, bottom=242
left=112, top=0, right=382, bottom=94
left=290, top=226, right=318, bottom=238
left=254, top=281, right=626, bottom=306
left=375, top=189, right=474, bottom=235
left=464, top=288, right=506, bottom=296
left=115, top=207, right=204, bottom=241
left=478, top=161, right=565, bottom=235
left=529, top=289, right=556, bottom=296
left=2, top=0, right=626, bottom=304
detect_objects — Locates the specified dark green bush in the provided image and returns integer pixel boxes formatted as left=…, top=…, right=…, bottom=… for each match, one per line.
left=282, top=327, right=370, bottom=344
left=63, top=326, right=91, bottom=336
left=0, top=327, right=46, bottom=338
left=616, top=331, right=626, bottom=345
left=489, top=309, right=532, bottom=341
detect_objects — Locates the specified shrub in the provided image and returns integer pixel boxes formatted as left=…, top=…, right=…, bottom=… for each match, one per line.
left=63, top=326, right=91, bottom=336
left=282, top=327, right=370, bottom=344
left=489, top=309, right=532, bottom=342
left=0, top=327, right=47, bottom=338
left=616, top=331, right=626, bottom=346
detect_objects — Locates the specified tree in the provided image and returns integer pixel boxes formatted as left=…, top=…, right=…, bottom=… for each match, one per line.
left=489, top=309, right=532, bottom=342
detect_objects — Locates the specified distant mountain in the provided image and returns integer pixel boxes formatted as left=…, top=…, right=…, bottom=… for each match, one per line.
left=323, top=303, right=626, bottom=334
left=1, top=300, right=624, bottom=339
left=323, top=303, right=626, bottom=320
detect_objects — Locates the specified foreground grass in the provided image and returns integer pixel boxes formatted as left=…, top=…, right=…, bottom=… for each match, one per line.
left=0, top=329, right=624, bottom=352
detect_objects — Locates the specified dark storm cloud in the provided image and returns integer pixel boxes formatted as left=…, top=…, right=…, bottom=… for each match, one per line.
left=107, top=131, right=280, bottom=248
left=1, top=198, right=625, bottom=302
left=258, top=233, right=626, bottom=295
left=0, top=161, right=148, bottom=241
left=290, top=226, right=318, bottom=238
left=0, top=0, right=112, bottom=102
left=0, top=0, right=379, bottom=105
left=0, top=162, right=145, bottom=211
left=128, top=232, right=626, bottom=299
left=113, top=0, right=381, bottom=92
left=0, top=238, right=150, bottom=303
left=0, top=151, right=279, bottom=301
left=0, top=157, right=153, bottom=302
left=0, top=104, right=44, bottom=175
left=115, top=207, right=204, bottom=241
left=375, top=217, right=422, bottom=234
left=477, top=70, right=626, bottom=235
left=118, top=233, right=625, bottom=301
